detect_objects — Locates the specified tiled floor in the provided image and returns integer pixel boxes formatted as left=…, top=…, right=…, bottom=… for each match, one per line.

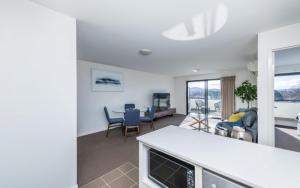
left=80, top=162, right=139, bottom=188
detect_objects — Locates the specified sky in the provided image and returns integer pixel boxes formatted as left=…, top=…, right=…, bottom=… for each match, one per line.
left=275, top=75, right=300, bottom=90
left=188, top=80, right=220, bottom=89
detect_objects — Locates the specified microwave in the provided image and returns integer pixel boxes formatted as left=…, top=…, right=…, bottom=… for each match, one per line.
left=149, top=148, right=195, bottom=188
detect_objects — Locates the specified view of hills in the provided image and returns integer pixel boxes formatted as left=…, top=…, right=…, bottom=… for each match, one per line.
left=275, top=88, right=300, bottom=101
left=274, top=75, right=300, bottom=101
left=189, top=87, right=221, bottom=99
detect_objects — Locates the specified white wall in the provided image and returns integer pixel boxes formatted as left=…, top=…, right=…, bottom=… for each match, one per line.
left=174, top=69, right=257, bottom=115
left=275, top=64, right=300, bottom=74
left=275, top=103, right=300, bottom=119
left=258, top=22, right=300, bottom=146
left=77, top=60, right=174, bottom=136
left=0, top=1, right=77, bottom=188
left=274, top=64, right=300, bottom=119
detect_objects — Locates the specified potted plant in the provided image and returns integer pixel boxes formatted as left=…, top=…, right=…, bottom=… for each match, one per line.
left=234, top=80, right=257, bottom=109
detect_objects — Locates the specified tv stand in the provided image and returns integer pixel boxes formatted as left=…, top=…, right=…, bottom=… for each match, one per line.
left=145, top=108, right=176, bottom=119
left=151, top=93, right=175, bottom=119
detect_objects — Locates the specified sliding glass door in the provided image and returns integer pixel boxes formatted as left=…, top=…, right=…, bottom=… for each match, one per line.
left=207, top=80, right=222, bottom=118
left=187, top=81, right=206, bottom=118
left=187, top=80, right=221, bottom=119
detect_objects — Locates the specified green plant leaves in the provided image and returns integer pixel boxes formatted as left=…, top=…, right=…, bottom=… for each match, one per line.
left=234, top=80, right=257, bottom=108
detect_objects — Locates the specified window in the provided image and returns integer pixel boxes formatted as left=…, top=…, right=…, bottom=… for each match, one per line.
left=186, top=80, right=221, bottom=118
left=274, top=73, right=300, bottom=102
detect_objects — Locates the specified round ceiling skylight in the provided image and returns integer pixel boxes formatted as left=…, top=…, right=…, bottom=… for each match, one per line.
left=162, top=2, right=228, bottom=41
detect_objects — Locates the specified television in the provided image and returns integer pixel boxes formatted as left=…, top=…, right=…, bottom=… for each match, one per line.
left=153, top=93, right=170, bottom=112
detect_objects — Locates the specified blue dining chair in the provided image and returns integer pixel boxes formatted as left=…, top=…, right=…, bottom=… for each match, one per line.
left=104, top=106, right=124, bottom=137
left=124, top=103, right=135, bottom=110
left=124, top=109, right=140, bottom=137
left=141, top=106, right=156, bottom=130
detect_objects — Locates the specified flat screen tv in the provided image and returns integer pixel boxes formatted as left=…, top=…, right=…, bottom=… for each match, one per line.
left=153, top=93, right=170, bottom=112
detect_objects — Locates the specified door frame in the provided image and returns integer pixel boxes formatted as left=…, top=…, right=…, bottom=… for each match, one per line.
left=257, top=23, right=300, bottom=146
left=186, top=79, right=221, bottom=118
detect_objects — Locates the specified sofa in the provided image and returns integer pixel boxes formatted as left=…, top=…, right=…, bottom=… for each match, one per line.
left=216, top=107, right=258, bottom=143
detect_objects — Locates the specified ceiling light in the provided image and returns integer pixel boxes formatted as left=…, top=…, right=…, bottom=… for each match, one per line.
left=192, top=69, right=200, bottom=73
left=139, top=49, right=152, bottom=55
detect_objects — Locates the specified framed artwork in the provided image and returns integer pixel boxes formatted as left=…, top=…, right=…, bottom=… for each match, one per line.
left=91, top=69, right=124, bottom=92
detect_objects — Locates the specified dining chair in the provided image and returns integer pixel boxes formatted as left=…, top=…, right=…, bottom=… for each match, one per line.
left=104, top=106, right=124, bottom=137
left=140, top=106, right=156, bottom=130
left=124, top=109, right=140, bottom=137
left=124, top=103, right=135, bottom=110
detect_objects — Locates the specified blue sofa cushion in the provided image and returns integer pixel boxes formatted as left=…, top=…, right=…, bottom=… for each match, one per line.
left=242, top=109, right=257, bottom=127
left=245, top=120, right=258, bottom=143
left=237, top=108, right=249, bottom=112
left=232, top=120, right=243, bottom=127
left=219, top=120, right=243, bottom=128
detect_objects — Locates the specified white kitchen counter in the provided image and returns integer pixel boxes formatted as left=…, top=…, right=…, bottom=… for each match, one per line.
left=137, top=125, right=300, bottom=188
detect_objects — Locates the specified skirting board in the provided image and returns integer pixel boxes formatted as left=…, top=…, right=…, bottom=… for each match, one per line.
left=71, top=184, right=78, bottom=188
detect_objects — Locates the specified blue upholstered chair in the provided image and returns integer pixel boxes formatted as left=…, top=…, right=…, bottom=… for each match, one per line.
left=124, top=109, right=140, bottom=137
left=104, top=106, right=124, bottom=137
left=141, top=106, right=156, bottom=130
left=124, top=103, right=135, bottom=110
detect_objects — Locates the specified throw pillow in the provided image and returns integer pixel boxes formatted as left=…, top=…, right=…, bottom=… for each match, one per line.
left=228, top=112, right=246, bottom=122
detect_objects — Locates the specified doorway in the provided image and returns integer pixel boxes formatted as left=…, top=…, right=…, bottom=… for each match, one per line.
left=273, top=47, right=300, bottom=152
left=186, top=79, right=221, bottom=119
left=257, top=23, right=300, bottom=146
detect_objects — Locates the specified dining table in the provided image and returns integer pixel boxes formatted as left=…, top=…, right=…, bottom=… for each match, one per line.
left=112, top=108, right=148, bottom=114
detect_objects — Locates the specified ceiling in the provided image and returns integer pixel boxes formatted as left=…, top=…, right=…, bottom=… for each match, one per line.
left=275, top=47, right=300, bottom=66
left=32, top=0, right=300, bottom=76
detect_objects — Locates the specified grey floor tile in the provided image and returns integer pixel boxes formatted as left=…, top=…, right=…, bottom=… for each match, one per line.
left=118, top=162, right=135, bottom=174
left=126, top=168, right=139, bottom=183
left=102, top=169, right=123, bottom=184
left=109, top=176, right=135, bottom=188
left=81, top=177, right=106, bottom=188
